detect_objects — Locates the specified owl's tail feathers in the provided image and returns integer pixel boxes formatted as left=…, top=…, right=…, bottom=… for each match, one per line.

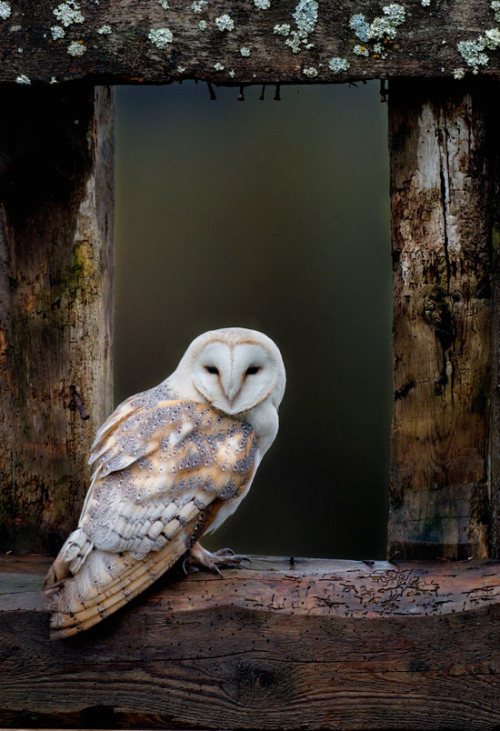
left=42, top=533, right=188, bottom=640
left=42, top=528, right=93, bottom=590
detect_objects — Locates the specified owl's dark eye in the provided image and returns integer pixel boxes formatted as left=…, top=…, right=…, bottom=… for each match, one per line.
left=246, top=366, right=261, bottom=376
left=205, top=365, right=219, bottom=375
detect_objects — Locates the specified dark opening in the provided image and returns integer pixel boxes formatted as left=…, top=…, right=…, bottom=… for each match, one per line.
left=115, top=82, right=391, bottom=560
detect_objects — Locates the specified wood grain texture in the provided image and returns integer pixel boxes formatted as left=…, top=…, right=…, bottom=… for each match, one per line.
left=389, top=79, right=498, bottom=560
left=0, top=556, right=499, bottom=730
left=0, top=85, right=114, bottom=554
left=492, top=91, right=500, bottom=560
left=1, top=1, right=500, bottom=85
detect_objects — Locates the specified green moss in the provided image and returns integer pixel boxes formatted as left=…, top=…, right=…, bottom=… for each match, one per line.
left=492, top=224, right=500, bottom=251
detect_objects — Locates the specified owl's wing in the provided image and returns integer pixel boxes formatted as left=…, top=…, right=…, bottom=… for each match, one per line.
left=42, top=397, right=258, bottom=638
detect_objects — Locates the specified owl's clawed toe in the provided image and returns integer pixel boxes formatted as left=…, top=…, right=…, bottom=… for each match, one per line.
left=188, top=542, right=251, bottom=575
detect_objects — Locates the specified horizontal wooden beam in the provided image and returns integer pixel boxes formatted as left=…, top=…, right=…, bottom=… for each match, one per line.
left=1, top=555, right=499, bottom=730
left=1, top=1, right=500, bottom=85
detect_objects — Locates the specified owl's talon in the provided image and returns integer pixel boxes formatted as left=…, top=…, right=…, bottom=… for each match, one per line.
left=188, top=541, right=250, bottom=574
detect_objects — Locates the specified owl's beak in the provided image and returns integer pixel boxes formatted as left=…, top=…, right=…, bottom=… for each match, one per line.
left=221, top=371, right=242, bottom=409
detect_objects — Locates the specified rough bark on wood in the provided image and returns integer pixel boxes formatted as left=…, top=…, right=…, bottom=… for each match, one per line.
left=0, top=85, right=114, bottom=554
left=389, top=79, right=498, bottom=560
left=492, top=95, right=500, bottom=560
left=0, top=556, right=498, bottom=730
left=1, top=1, right=500, bottom=85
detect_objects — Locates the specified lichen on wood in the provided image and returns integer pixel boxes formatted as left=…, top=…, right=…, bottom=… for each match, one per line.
left=1, top=1, right=500, bottom=85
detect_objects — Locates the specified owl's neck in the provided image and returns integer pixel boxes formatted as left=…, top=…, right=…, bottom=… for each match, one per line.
left=241, top=400, right=279, bottom=457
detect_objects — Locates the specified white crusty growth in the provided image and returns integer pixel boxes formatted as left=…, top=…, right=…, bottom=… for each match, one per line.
left=42, top=327, right=286, bottom=638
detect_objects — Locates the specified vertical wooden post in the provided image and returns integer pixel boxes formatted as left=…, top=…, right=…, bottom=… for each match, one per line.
left=492, top=101, right=500, bottom=560
left=389, top=79, right=497, bottom=560
left=0, top=85, right=114, bottom=554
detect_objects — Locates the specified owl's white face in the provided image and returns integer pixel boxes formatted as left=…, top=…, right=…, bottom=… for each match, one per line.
left=192, top=341, right=279, bottom=415
left=170, top=328, right=286, bottom=418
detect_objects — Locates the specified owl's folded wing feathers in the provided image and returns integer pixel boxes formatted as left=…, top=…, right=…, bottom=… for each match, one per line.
left=42, top=395, right=258, bottom=638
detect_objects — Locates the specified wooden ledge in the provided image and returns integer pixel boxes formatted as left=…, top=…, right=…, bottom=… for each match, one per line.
left=1, top=556, right=499, bottom=730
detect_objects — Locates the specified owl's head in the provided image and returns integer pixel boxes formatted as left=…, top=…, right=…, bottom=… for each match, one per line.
left=172, top=327, right=286, bottom=416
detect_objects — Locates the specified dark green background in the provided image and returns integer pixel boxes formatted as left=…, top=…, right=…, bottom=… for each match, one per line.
left=114, top=81, right=391, bottom=560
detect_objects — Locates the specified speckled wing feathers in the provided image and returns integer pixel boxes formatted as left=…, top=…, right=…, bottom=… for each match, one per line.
left=43, top=390, right=258, bottom=638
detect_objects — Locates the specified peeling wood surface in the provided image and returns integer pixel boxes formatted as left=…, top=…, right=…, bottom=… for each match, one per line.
left=1, top=1, right=500, bottom=85
left=389, top=79, right=498, bottom=560
left=0, top=555, right=499, bottom=730
left=0, top=85, right=114, bottom=553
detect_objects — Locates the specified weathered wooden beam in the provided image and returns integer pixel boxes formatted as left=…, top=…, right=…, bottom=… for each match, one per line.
left=1, top=1, right=500, bottom=85
left=389, top=79, right=499, bottom=560
left=0, top=85, right=114, bottom=553
left=0, top=556, right=498, bottom=730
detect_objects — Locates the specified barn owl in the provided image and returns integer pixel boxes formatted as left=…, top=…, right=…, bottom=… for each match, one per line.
left=42, top=327, right=286, bottom=639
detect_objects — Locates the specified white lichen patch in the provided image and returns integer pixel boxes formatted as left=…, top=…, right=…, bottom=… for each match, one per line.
left=240, top=46, right=251, bottom=56
left=453, top=67, right=465, bottom=79
left=382, top=4, right=405, bottom=24
left=97, top=24, right=112, bottom=35
left=373, top=42, right=384, bottom=55
left=329, top=57, right=350, bottom=73
left=214, top=62, right=225, bottom=70
left=254, top=0, right=270, bottom=8
left=276, top=0, right=318, bottom=55
left=16, top=74, right=31, bottom=84
left=368, top=6, right=406, bottom=41
left=273, top=23, right=290, bottom=36
left=421, top=0, right=431, bottom=5
left=353, top=44, right=369, bottom=56
left=293, top=0, right=318, bottom=35
left=148, top=27, right=173, bottom=48
left=350, top=14, right=370, bottom=42
left=349, top=3, right=405, bottom=59
left=67, top=40, right=86, bottom=56
left=51, top=25, right=65, bottom=40
left=192, top=0, right=207, bottom=12
left=177, top=66, right=186, bottom=72
left=0, top=2, right=11, bottom=20
left=457, top=39, right=490, bottom=73
left=228, top=69, right=235, bottom=78
left=158, top=0, right=169, bottom=7
left=215, top=14, right=234, bottom=31
left=303, top=66, right=318, bottom=77
left=53, top=1, right=84, bottom=27
left=50, top=76, right=59, bottom=83
left=198, top=20, right=207, bottom=30
left=485, top=27, right=500, bottom=47
left=492, top=1, right=500, bottom=23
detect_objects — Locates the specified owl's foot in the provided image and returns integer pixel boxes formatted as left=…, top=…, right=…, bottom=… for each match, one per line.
left=185, top=541, right=251, bottom=576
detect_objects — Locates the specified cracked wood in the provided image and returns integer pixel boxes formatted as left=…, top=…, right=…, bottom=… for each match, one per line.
left=0, top=555, right=499, bottom=730
left=389, top=79, right=498, bottom=559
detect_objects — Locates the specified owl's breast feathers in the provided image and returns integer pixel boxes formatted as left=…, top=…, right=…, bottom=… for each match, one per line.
left=42, top=391, right=258, bottom=638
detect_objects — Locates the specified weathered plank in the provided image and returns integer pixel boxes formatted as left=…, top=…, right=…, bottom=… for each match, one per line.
left=1, top=1, right=500, bottom=85
left=0, top=555, right=498, bottom=730
left=0, top=85, right=114, bottom=553
left=389, top=79, right=498, bottom=560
